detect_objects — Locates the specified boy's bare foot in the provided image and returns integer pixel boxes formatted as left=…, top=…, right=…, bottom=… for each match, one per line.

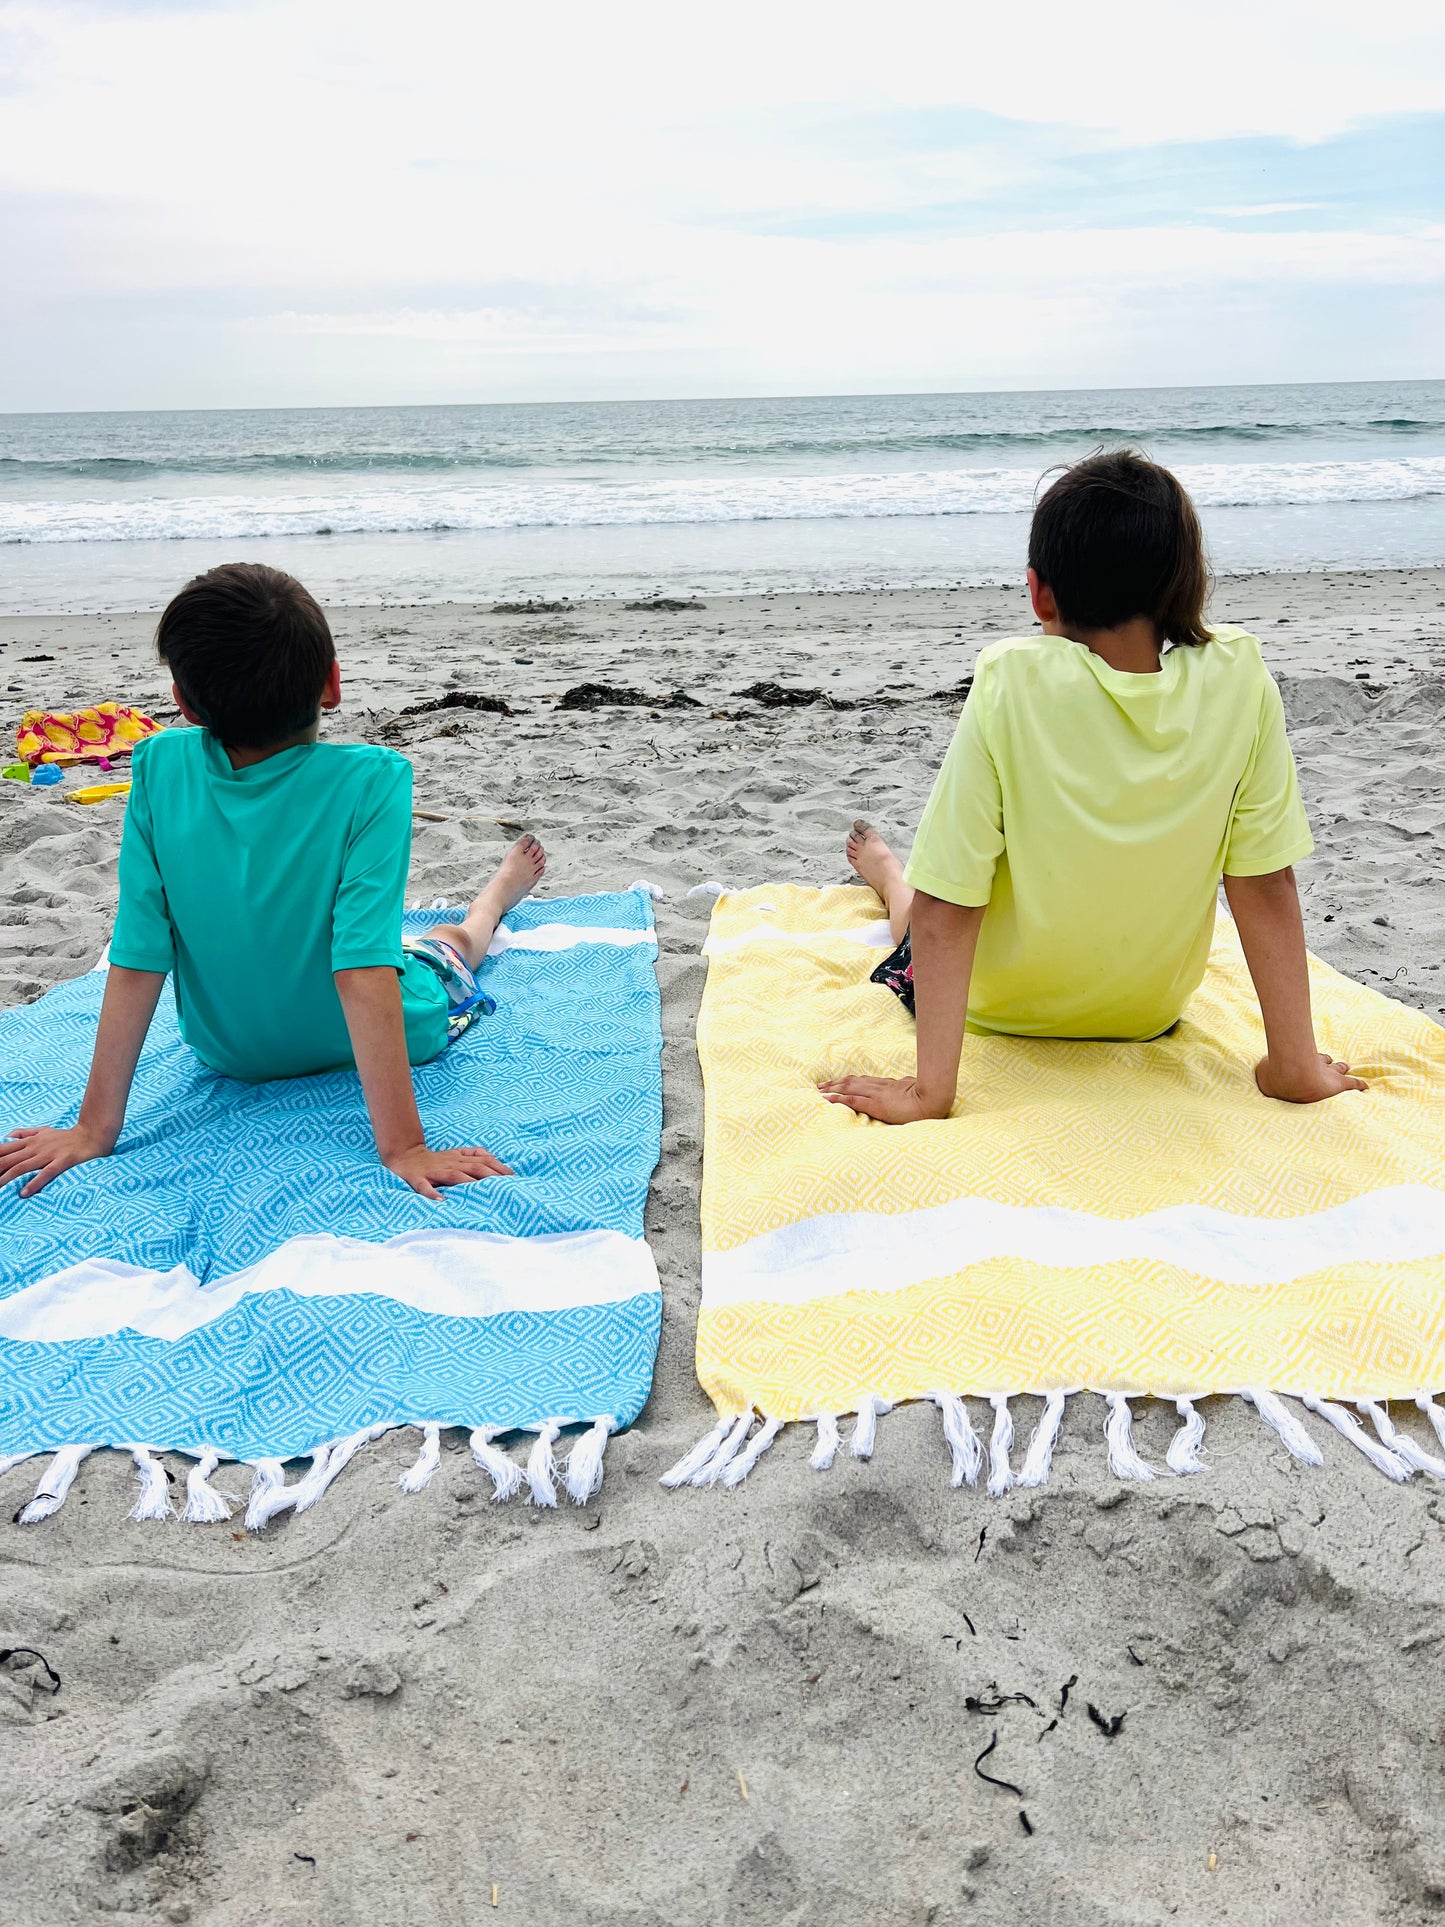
left=491, top=833, right=547, bottom=913
left=426, top=835, right=547, bottom=971
left=846, top=819, right=914, bottom=944
left=846, top=819, right=906, bottom=898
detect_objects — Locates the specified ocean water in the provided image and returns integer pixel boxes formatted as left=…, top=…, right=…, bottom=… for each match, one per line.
left=1, top=381, right=1442, bottom=612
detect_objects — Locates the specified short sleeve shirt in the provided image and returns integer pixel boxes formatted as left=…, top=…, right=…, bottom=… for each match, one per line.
left=110, top=730, right=449, bottom=1081
left=904, top=626, right=1313, bottom=1040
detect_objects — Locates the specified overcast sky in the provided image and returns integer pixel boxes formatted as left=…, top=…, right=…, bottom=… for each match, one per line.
left=1, top=0, right=1442, bottom=412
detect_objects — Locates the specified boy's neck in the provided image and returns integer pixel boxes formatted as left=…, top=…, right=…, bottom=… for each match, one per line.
left=222, top=722, right=320, bottom=771
left=1043, top=615, right=1163, bottom=676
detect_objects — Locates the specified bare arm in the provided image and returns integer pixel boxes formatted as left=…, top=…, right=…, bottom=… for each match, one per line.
left=1223, top=867, right=1365, bottom=1103
left=334, top=965, right=512, bottom=1198
left=821, top=894, right=986, bottom=1123
left=0, top=964, right=165, bottom=1197
left=912, top=895, right=986, bottom=1114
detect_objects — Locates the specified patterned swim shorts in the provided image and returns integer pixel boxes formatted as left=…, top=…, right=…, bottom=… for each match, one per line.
left=869, top=930, right=915, bottom=1014
left=403, top=933, right=497, bottom=1044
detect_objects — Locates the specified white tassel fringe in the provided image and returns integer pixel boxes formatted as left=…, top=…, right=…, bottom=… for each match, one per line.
left=659, top=1417, right=732, bottom=1489
left=929, top=1392, right=982, bottom=1488
left=850, top=1394, right=893, bottom=1460
left=1248, top=1389, right=1325, bottom=1466
left=125, top=1445, right=174, bottom=1523
left=1300, top=1397, right=1410, bottom=1481
left=666, top=1418, right=735, bottom=1487
left=16, top=1444, right=95, bottom=1525
left=310, top=1425, right=391, bottom=1510
left=647, top=1388, right=1445, bottom=1499
left=1415, top=1393, right=1445, bottom=1453
left=470, top=1426, right=524, bottom=1502
left=400, top=1425, right=443, bottom=1494
left=692, top=1412, right=754, bottom=1486
left=1166, top=1398, right=1208, bottom=1475
left=809, top=1413, right=841, bottom=1471
left=1015, top=1392, right=1067, bottom=1489
left=268, top=1446, right=328, bottom=1519
left=244, top=1458, right=291, bottom=1531
left=1104, top=1394, right=1157, bottom=1481
left=986, top=1395, right=1014, bottom=1495
left=0, top=1453, right=37, bottom=1479
left=626, top=878, right=666, bottom=900
left=564, top=1417, right=614, bottom=1504
left=721, top=1416, right=783, bottom=1488
left=526, top=1421, right=562, bottom=1507
left=181, top=1449, right=233, bottom=1524
left=1360, top=1401, right=1445, bottom=1479
left=686, top=880, right=728, bottom=899
left=280, top=1425, right=381, bottom=1517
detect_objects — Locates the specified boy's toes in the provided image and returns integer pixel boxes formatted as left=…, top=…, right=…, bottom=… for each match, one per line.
left=492, top=835, right=547, bottom=909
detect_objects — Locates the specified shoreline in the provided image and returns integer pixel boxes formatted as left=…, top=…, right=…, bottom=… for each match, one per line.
left=1, top=558, right=1444, bottom=626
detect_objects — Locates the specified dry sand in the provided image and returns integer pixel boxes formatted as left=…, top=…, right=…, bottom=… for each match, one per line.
left=3, top=568, right=1445, bottom=1926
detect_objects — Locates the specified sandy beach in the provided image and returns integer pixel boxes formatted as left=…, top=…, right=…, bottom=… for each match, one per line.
left=3, top=566, right=1445, bottom=1926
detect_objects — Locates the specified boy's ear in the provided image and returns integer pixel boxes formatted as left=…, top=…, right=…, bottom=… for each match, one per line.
left=320, top=661, right=342, bottom=711
left=1026, top=567, right=1057, bottom=625
left=171, top=681, right=206, bottom=728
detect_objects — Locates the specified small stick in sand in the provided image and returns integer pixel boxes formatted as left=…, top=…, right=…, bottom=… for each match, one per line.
left=411, top=810, right=448, bottom=823
left=737, top=1768, right=749, bottom=1803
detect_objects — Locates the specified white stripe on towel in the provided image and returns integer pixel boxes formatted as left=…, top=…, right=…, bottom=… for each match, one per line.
left=0, top=1226, right=660, bottom=1344
left=703, top=920, right=893, bottom=958
left=94, top=918, right=656, bottom=973
left=485, top=923, right=657, bottom=957
left=701, top=1184, right=1445, bottom=1309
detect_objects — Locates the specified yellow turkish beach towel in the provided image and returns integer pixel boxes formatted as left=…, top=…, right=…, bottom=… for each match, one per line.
left=665, top=884, right=1445, bottom=1493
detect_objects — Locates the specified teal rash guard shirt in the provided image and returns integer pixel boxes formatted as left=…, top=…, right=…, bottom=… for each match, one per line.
left=109, top=729, right=450, bottom=1082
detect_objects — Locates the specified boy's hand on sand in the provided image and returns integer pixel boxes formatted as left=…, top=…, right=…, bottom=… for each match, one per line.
left=819, top=1076, right=952, bottom=1123
left=0, top=1122, right=118, bottom=1197
left=384, top=1143, right=513, bottom=1200
left=1255, top=1052, right=1367, bottom=1104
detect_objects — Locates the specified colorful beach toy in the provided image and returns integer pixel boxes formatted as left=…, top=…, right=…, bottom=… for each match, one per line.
left=65, top=781, right=133, bottom=805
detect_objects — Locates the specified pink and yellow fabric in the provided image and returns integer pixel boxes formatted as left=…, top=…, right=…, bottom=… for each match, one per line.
left=16, top=703, right=162, bottom=769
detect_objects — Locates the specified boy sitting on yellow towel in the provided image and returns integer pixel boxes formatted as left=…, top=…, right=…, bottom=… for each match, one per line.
left=825, top=451, right=1366, bottom=1123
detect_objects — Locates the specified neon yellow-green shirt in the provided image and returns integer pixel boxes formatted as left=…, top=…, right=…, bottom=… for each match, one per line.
left=904, top=626, right=1313, bottom=1041
left=109, top=729, right=450, bottom=1082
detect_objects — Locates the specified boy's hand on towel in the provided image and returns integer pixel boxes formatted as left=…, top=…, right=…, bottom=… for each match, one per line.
left=383, top=1142, right=514, bottom=1200
left=1255, top=1052, right=1367, bottom=1104
left=819, top=1076, right=952, bottom=1124
left=0, top=1121, right=118, bottom=1197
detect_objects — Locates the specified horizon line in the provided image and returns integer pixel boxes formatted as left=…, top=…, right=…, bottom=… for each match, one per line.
left=3, top=372, right=1443, bottom=424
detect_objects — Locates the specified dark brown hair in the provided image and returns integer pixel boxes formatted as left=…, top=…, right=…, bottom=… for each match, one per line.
left=1028, top=449, right=1211, bottom=647
left=156, top=563, right=336, bottom=747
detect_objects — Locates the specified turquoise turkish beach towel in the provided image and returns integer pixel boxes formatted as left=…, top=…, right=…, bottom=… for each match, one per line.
left=0, top=891, right=663, bottom=1529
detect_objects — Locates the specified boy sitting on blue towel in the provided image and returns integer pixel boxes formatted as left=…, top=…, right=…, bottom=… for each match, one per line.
left=0, top=562, right=542, bottom=1200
